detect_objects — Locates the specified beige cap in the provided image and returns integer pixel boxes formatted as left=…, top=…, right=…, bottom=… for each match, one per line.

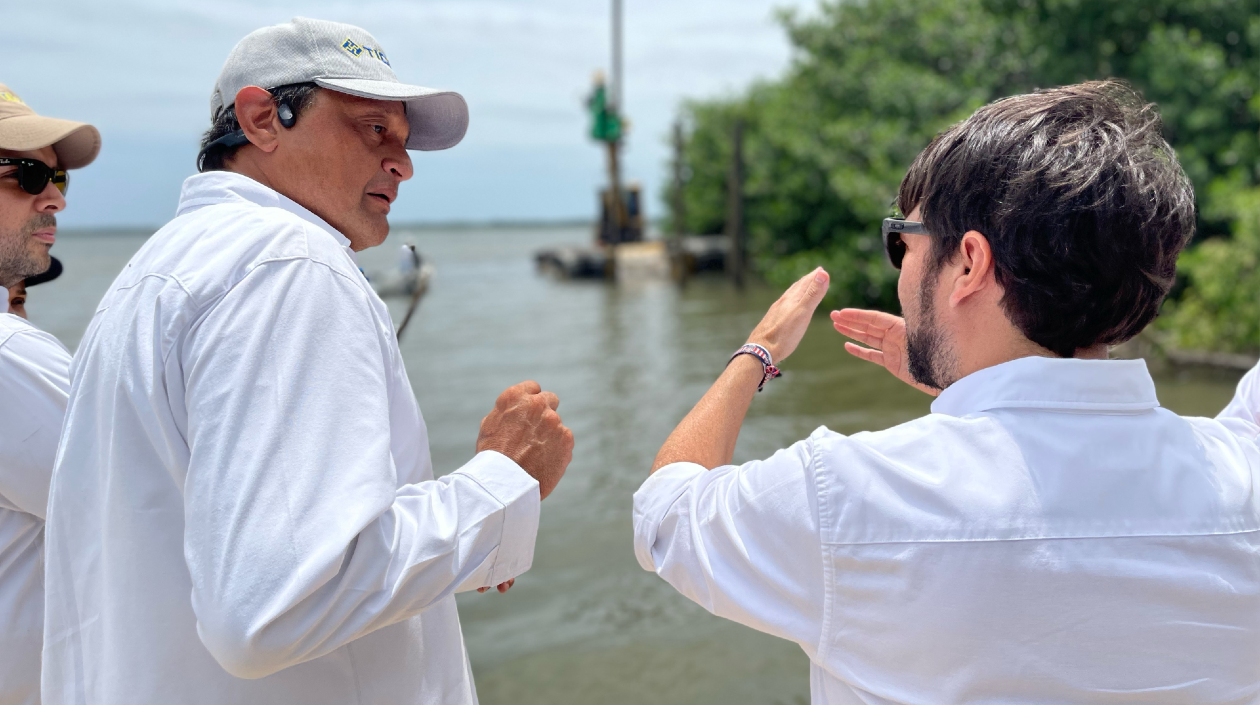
left=0, top=84, right=100, bottom=169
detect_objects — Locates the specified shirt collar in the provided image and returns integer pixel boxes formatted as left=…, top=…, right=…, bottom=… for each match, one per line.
left=175, top=171, right=352, bottom=248
left=930, top=356, right=1160, bottom=417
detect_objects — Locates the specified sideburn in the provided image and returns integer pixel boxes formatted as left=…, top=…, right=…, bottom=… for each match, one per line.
left=906, top=261, right=959, bottom=391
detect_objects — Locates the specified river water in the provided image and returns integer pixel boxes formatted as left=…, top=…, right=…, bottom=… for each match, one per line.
left=32, top=225, right=1244, bottom=704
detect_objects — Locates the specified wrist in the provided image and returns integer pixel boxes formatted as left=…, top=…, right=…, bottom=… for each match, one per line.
left=727, top=343, right=782, bottom=392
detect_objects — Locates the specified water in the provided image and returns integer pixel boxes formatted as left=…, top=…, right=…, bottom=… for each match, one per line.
left=33, top=225, right=1244, bottom=704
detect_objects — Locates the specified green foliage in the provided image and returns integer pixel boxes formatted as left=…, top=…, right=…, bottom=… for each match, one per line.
left=667, top=0, right=1260, bottom=328
left=1163, top=188, right=1260, bottom=354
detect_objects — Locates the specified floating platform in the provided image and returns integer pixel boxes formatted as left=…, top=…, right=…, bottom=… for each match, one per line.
left=535, top=235, right=729, bottom=281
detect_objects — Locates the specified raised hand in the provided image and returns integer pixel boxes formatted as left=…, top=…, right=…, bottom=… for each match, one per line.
left=748, top=267, right=831, bottom=363
left=476, top=381, right=574, bottom=500
left=830, top=308, right=939, bottom=396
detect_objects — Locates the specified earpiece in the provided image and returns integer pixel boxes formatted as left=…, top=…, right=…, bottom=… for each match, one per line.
left=278, top=102, right=296, bottom=128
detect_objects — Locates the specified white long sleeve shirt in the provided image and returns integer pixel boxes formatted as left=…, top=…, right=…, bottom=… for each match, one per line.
left=42, top=172, right=541, bottom=705
left=0, top=315, right=70, bottom=705
left=1221, top=361, right=1260, bottom=425
left=634, top=357, right=1260, bottom=705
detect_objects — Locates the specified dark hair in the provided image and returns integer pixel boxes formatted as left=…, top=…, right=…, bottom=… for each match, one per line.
left=197, top=83, right=320, bottom=172
left=898, top=80, right=1196, bottom=357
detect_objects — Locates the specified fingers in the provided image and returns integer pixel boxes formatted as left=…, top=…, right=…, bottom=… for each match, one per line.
left=801, top=267, right=830, bottom=305
left=515, top=380, right=542, bottom=395
left=830, top=308, right=903, bottom=335
left=540, top=391, right=560, bottom=411
left=478, top=578, right=516, bottom=594
left=844, top=341, right=885, bottom=365
left=832, top=321, right=884, bottom=350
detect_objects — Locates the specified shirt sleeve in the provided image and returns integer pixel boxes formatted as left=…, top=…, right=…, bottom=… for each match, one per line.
left=631, top=439, right=825, bottom=652
left=0, top=324, right=70, bottom=519
left=181, top=255, right=540, bottom=680
left=1219, top=361, right=1260, bottom=425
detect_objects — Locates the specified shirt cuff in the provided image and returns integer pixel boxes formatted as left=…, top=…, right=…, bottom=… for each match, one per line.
left=458, top=450, right=541, bottom=586
left=631, top=462, right=708, bottom=572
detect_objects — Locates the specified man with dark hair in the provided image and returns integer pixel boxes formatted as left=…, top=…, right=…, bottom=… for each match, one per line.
left=6, top=256, right=62, bottom=320
left=0, top=83, right=96, bottom=705
left=633, top=81, right=1260, bottom=703
left=43, top=18, right=573, bottom=705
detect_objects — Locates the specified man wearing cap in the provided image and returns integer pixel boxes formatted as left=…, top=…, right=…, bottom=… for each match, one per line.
left=0, top=85, right=97, bottom=705
left=6, top=256, right=63, bottom=319
left=43, top=18, right=572, bottom=705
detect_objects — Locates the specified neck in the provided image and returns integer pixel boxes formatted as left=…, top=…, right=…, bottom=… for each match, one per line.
left=952, top=327, right=1110, bottom=382
left=223, top=152, right=276, bottom=193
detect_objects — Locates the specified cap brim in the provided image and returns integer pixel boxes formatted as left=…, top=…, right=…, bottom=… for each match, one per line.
left=0, top=116, right=100, bottom=169
left=314, top=78, right=468, bottom=151
left=25, top=256, right=62, bottom=287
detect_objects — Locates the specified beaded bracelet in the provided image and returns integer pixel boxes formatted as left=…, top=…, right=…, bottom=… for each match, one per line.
left=727, top=343, right=782, bottom=392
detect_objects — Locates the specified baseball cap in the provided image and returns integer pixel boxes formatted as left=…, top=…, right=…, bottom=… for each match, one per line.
left=0, top=85, right=100, bottom=168
left=211, top=17, right=468, bottom=151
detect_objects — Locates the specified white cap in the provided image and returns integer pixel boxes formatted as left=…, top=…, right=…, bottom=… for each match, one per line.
left=210, top=17, right=468, bottom=151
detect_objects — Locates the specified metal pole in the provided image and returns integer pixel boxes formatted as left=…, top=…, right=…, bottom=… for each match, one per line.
left=607, top=0, right=625, bottom=241
left=611, top=0, right=622, bottom=112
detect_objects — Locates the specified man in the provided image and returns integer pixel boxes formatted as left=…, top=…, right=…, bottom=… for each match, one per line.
left=8, top=256, right=63, bottom=319
left=633, top=81, right=1260, bottom=703
left=0, top=85, right=98, bottom=705
left=43, top=18, right=573, bottom=705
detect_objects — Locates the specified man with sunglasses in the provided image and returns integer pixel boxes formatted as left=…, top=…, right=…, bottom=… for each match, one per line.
left=42, top=19, right=572, bottom=705
left=633, top=81, right=1260, bottom=703
left=0, top=84, right=98, bottom=705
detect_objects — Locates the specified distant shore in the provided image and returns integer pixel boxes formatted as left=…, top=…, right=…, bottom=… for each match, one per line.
left=58, top=219, right=611, bottom=236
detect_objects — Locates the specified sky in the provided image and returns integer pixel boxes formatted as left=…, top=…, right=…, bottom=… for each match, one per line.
left=7, top=0, right=815, bottom=228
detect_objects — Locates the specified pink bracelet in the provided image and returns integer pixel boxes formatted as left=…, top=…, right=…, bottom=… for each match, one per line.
left=728, top=343, right=782, bottom=392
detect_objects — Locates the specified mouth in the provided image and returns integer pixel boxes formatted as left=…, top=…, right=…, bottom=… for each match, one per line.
left=32, top=228, right=55, bottom=245
left=367, top=191, right=395, bottom=213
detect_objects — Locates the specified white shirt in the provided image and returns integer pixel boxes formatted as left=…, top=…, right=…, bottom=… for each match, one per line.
left=1221, top=361, right=1260, bottom=425
left=634, top=357, right=1260, bottom=705
left=43, top=172, right=541, bottom=705
left=0, top=315, right=69, bottom=705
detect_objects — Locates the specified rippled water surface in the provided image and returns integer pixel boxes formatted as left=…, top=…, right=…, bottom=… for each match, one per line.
left=35, top=225, right=1244, bottom=705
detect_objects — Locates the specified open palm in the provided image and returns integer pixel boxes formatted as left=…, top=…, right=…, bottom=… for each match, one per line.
left=830, top=309, right=940, bottom=397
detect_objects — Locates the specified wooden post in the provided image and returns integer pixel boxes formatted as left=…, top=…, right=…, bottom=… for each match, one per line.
left=671, top=120, right=686, bottom=238
left=726, top=118, right=745, bottom=288
left=670, top=119, right=689, bottom=283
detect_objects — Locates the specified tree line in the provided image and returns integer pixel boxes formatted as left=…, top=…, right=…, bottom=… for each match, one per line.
left=668, top=0, right=1259, bottom=353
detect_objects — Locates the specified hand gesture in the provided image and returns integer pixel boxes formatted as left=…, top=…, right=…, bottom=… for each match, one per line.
left=476, top=381, right=574, bottom=500
left=748, top=267, right=831, bottom=363
left=830, top=308, right=939, bottom=396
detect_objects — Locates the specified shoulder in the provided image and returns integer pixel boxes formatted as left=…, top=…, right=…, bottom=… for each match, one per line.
left=132, top=203, right=362, bottom=311
left=805, top=415, right=1026, bottom=543
left=0, top=314, right=70, bottom=361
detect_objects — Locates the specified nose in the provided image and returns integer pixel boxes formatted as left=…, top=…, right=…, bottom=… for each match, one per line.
left=36, top=180, right=65, bottom=214
left=383, top=148, right=413, bottom=183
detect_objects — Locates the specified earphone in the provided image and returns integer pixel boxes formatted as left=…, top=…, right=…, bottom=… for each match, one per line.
left=197, top=100, right=297, bottom=172
left=278, top=102, right=296, bottom=128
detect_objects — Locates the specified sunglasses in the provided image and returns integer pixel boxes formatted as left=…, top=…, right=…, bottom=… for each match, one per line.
left=0, top=157, right=69, bottom=196
left=881, top=217, right=929, bottom=269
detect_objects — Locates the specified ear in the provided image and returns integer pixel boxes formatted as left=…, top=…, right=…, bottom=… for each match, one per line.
left=234, top=86, right=280, bottom=154
left=947, top=230, right=998, bottom=308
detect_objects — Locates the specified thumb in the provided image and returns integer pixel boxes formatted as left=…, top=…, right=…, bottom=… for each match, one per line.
left=801, top=267, right=830, bottom=307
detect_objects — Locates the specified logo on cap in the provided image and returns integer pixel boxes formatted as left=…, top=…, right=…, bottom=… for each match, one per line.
left=0, top=91, right=25, bottom=105
left=341, top=38, right=390, bottom=66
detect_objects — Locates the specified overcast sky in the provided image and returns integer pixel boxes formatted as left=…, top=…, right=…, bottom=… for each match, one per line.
left=7, top=0, right=814, bottom=228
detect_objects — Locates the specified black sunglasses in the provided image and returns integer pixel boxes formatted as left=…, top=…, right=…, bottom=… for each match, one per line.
left=880, top=217, right=930, bottom=269
left=0, top=158, right=69, bottom=196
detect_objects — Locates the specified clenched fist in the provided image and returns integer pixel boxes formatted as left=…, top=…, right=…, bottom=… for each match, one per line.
left=476, top=381, right=574, bottom=500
